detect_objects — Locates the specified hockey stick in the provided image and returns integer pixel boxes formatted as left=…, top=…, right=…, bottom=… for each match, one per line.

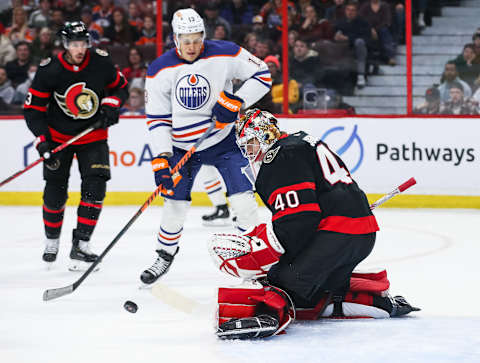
left=0, top=124, right=99, bottom=188
left=370, top=177, right=416, bottom=210
left=43, top=122, right=217, bottom=301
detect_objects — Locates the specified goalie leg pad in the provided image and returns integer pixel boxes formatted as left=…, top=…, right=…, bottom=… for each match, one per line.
left=216, top=280, right=293, bottom=339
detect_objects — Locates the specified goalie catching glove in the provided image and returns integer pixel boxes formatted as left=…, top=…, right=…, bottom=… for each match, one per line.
left=208, top=223, right=285, bottom=278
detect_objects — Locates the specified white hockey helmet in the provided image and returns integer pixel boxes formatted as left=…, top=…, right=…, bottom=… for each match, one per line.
left=172, top=8, right=205, bottom=52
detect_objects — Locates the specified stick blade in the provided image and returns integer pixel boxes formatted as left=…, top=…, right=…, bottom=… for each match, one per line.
left=43, top=285, right=74, bottom=301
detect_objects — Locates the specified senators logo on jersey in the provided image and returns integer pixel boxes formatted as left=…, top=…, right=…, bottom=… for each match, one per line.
left=54, top=82, right=99, bottom=119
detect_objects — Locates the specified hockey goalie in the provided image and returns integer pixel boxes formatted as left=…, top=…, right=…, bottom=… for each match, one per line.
left=207, top=109, right=420, bottom=339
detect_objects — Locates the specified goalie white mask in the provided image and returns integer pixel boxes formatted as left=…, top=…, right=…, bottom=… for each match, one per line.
left=171, top=8, right=205, bottom=55
left=235, top=109, right=281, bottom=181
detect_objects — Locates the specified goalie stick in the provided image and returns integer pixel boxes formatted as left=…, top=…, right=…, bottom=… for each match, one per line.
left=0, top=123, right=99, bottom=188
left=150, top=177, right=417, bottom=314
left=42, top=122, right=217, bottom=301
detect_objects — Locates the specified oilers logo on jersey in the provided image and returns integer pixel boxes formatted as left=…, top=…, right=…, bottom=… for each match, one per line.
left=175, top=73, right=211, bottom=110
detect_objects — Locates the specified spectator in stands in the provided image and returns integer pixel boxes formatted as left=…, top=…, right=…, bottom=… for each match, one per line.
left=413, top=86, right=441, bottom=115
left=359, top=0, right=396, bottom=66
left=326, top=0, right=346, bottom=22
left=29, top=0, right=51, bottom=29
left=334, top=1, right=370, bottom=88
left=0, top=66, right=15, bottom=105
left=30, top=27, right=53, bottom=64
left=415, top=0, right=427, bottom=28
left=5, top=41, right=31, bottom=88
left=104, top=7, right=139, bottom=46
left=0, top=23, right=16, bottom=66
left=81, top=6, right=104, bottom=47
left=203, top=2, right=231, bottom=40
left=254, top=37, right=271, bottom=60
left=61, top=0, right=81, bottom=22
left=136, top=14, right=156, bottom=46
left=122, top=46, right=146, bottom=88
left=213, top=24, right=229, bottom=41
left=137, top=0, right=154, bottom=17
left=243, top=32, right=257, bottom=54
left=440, top=82, right=478, bottom=115
left=438, top=61, right=471, bottom=102
left=298, top=5, right=334, bottom=44
left=220, top=0, right=254, bottom=26
left=472, top=33, right=480, bottom=64
left=251, top=14, right=265, bottom=36
left=260, top=0, right=294, bottom=30
left=92, top=0, right=114, bottom=30
left=265, top=54, right=299, bottom=113
left=452, top=44, right=480, bottom=90
left=5, top=7, right=34, bottom=45
left=50, top=8, right=65, bottom=36
left=13, top=63, right=35, bottom=104
left=290, top=38, right=321, bottom=92
left=120, top=87, right=145, bottom=115
left=128, top=1, right=144, bottom=31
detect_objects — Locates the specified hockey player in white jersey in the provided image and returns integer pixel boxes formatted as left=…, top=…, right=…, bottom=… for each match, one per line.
left=140, top=8, right=272, bottom=284
left=201, top=165, right=232, bottom=226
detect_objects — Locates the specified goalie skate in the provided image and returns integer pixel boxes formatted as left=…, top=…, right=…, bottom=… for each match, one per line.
left=140, top=247, right=179, bottom=284
left=202, top=204, right=231, bottom=226
left=42, top=238, right=59, bottom=266
left=68, top=239, right=100, bottom=272
left=217, top=314, right=279, bottom=340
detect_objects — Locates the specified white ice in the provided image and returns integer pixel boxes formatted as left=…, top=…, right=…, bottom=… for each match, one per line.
left=1, top=206, right=480, bottom=363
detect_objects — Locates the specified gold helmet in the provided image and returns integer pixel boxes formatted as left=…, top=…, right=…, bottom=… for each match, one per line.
left=235, top=108, right=281, bottom=162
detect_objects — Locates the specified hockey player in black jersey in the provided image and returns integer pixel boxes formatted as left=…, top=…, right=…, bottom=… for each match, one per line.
left=207, top=109, right=419, bottom=339
left=23, top=21, right=128, bottom=270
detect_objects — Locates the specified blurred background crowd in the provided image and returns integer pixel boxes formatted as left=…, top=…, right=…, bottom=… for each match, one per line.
left=0, top=0, right=477, bottom=116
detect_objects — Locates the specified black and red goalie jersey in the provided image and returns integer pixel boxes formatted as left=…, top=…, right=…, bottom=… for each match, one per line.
left=23, top=48, right=128, bottom=144
left=255, top=131, right=379, bottom=259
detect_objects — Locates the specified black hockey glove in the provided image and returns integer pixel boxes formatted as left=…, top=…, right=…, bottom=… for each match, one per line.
left=35, top=137, right=60, bottom=171
left=98, top=104, right=120, bottom=129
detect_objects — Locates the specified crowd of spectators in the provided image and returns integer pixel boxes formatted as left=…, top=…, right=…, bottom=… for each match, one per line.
left=415, top=26, right=480, bottom=115
left=0, top=0, right=444, bottom=115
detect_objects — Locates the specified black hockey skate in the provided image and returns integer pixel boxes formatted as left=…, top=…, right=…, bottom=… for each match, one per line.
left=217, top=314, right=279, bottom=340
left=202, top=204, right=231, bottom=226
left=140, top=247, right=179, bottom=284
left=42, top=238, right=59, bottom=263
left=389, top=295, right=421, bottom=317
left=69, top=230, right=99, bottom=271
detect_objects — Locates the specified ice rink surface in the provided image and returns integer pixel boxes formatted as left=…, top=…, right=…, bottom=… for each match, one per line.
left=2, top=205, right=480, bottom=363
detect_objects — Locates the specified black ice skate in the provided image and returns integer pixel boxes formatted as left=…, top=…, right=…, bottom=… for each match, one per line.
left=389, top=295, right=421, bottom=317
left=202, top=204, right=231, bottom=226
left=140, top=247, right=179, bottom=284
left=217, top=314, right=279, bottom=340
left=69, top=230, right=99, bottom=272
left=42, top=238, right=59, bottom=263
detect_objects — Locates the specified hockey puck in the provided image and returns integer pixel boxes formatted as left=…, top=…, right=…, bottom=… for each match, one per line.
left=124, top=300, right=138, bottom=313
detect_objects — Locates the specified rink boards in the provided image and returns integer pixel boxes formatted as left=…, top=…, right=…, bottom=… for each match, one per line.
left=1, top=116, right=479, bottom=208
